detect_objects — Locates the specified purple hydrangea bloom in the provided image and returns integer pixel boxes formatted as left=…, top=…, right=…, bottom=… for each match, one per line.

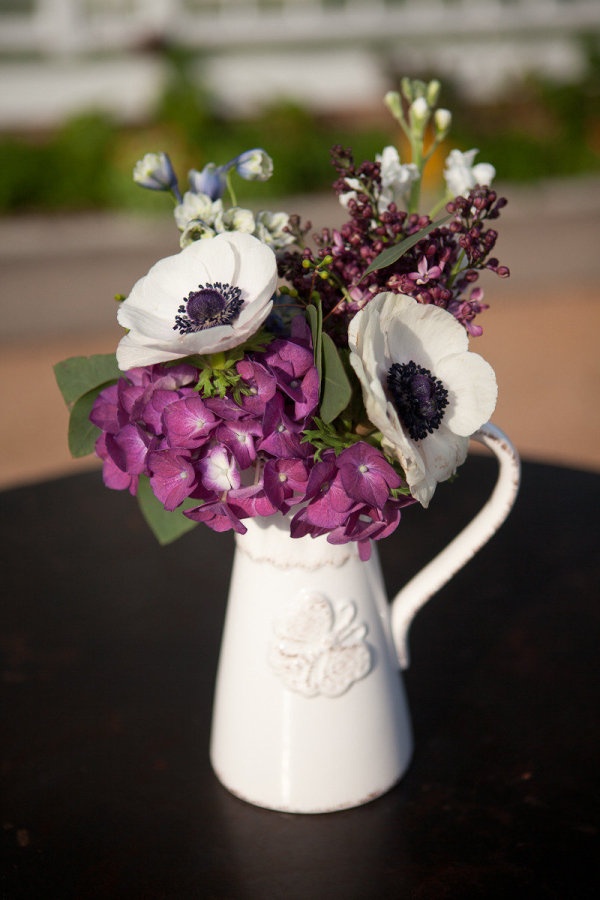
left=259, top=394, right=310, bottom=459
left=290, top=453, right=358, bottom=536
left=263, top=457, right=309, bottom=512
left=125, top=363, right=198, bottom=390
left=162, top=395, right=217, bottom=449
left=262, top=332, right=319, bottom=421
left=336, top=442, right=401, bottom=508
left=147, top=449, right=197, bottom=511
left=288, top=444, right=414, bottom=557
left=216, top=417, right=263, bottom=469
left=95, top=434, right=139, bottom=494
left=89, top=382, right=121, bottom=434
left=326, top=501, right=405, bottom=561
left=184, top=499, right=247, bottom=534
left=227, top=483, right=279, bottom=520
left=204, top=395, right=248, bottom=422
left=105, top=424, right=156, bottom=476
left=198, top=445, right=241, bottom=493
left=133, top=388, right=185, bottom=436
left=236, top=358, right=277, bottom=416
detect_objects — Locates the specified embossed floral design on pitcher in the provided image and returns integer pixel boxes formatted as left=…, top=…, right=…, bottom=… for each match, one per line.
left=269, top=591, right=372, bottom=698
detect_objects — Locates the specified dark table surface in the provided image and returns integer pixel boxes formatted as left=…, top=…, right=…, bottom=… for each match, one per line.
left=1, top=455, right=599, bottom=899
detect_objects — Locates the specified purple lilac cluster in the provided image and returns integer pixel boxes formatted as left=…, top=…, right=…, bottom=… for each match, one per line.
left=90, top=318, right=413, bottom=557
left=279, top=146, right=509, bottom=340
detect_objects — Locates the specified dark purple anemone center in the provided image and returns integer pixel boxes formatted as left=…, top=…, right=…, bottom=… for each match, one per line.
left=387, top=360, right=449, bottom=441
left=173, top=282, right=243, bottom=335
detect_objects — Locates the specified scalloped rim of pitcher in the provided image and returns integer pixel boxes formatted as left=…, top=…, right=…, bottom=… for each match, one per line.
left=234, top=513, right=358, bottom=569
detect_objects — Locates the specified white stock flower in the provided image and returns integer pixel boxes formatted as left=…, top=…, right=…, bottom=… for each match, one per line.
left=116, top=232, right=278, bottom=370
left=254, top=210, right=295, bottom=250
left=376, top=146, right=420, bottom=212
left=444, top=148, right=496, bottom=197
left=176, top=195, right=256, bottom=247
left=338, top=176, right=363, bottom=211
left=179, top=219, right=218, bottom=247
left=348, top=293, right=497, bottom=507
left=174, top=191, right=224, bottom=233
left=220, top=206, right=256, bottom=234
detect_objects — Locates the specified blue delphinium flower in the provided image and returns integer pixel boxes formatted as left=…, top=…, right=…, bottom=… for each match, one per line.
left=188, top=149, right=274, bottom=200
left=133, top=152, right=181, bottom=201
left=188, top=162, right=226, bottom=200
left=233, top=149, right=273, bottom=182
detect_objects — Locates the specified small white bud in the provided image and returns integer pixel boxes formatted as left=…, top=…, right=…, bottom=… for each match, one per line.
left=400, top=77, right=413, bottom=102
left=384, top=90, right=403, bottom=122
left=434, top=108, right=452, bottom=137
left=409, top=96, right=429, bottom=128
left=412, top=79, right=427, bottom=100
left=426, top=79, right=441, bottom=108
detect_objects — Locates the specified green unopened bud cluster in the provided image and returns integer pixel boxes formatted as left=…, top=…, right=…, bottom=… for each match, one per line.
left=383, top=77, right=453, bottom=213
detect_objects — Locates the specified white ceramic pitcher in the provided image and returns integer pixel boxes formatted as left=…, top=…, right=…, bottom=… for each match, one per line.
left=210, top=423, right=520, bottom=813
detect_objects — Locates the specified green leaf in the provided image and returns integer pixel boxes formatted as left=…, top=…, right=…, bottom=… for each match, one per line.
left=320, top=332, right=352, bottom=425
left=54, top=354, right=120, bottom=408
left=68, top=389, right=103, bottom=457
left=361, top=214, right=451, bottom=279
left=305, top=303, right=323, bottom=382
left=136, top=476, right=199, bottom=545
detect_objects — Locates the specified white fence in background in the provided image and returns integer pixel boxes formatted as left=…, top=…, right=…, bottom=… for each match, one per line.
left=1, top=0, right=599, bottom=55
left=1, top=0, right=599, bottom=127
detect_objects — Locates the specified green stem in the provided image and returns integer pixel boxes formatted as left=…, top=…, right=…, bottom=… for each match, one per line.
left=408, top=134, right=423, bottom=214
left=447, top=248, right=467, bottom=288
left=225, top=169, right=237, bottom=207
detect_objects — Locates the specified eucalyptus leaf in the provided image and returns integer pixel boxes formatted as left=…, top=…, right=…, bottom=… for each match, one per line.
left=361, top=214, right=451, bottom=279
left=305, top=304, right=323, bottom=382
left=136, top=477, right=199, bottom=545
left=320, top=332, right=352, bottom=425
left=54, top=354, right=120, bottom=408
left=68, top=389, right=103, bottom=457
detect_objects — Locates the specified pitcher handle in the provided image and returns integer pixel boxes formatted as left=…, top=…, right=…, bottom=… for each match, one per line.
left=390, top=422, right=521, bottom=669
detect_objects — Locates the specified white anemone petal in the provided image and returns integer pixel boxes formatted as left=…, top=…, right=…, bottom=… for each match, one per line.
left=436, top=352, right=497, bottom=435
left=116, top=333, right=188, bottom=369
left=416, top=429, right=469, bottom=505
left=385, top=294, right=467, bottom=368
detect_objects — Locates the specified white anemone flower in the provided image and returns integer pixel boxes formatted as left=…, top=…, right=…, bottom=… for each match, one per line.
left=116, top=232, right=278, bottom=371
left=348, top=293, right=497, bottom=507
left=444, top=148, right=496, bottom=197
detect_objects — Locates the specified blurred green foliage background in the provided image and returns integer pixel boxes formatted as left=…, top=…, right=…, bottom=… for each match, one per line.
left=1, top=43, right=598, bottom=214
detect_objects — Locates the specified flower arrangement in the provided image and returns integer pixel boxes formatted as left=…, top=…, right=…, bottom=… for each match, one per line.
left=55, top=77, right=509, bottom=559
